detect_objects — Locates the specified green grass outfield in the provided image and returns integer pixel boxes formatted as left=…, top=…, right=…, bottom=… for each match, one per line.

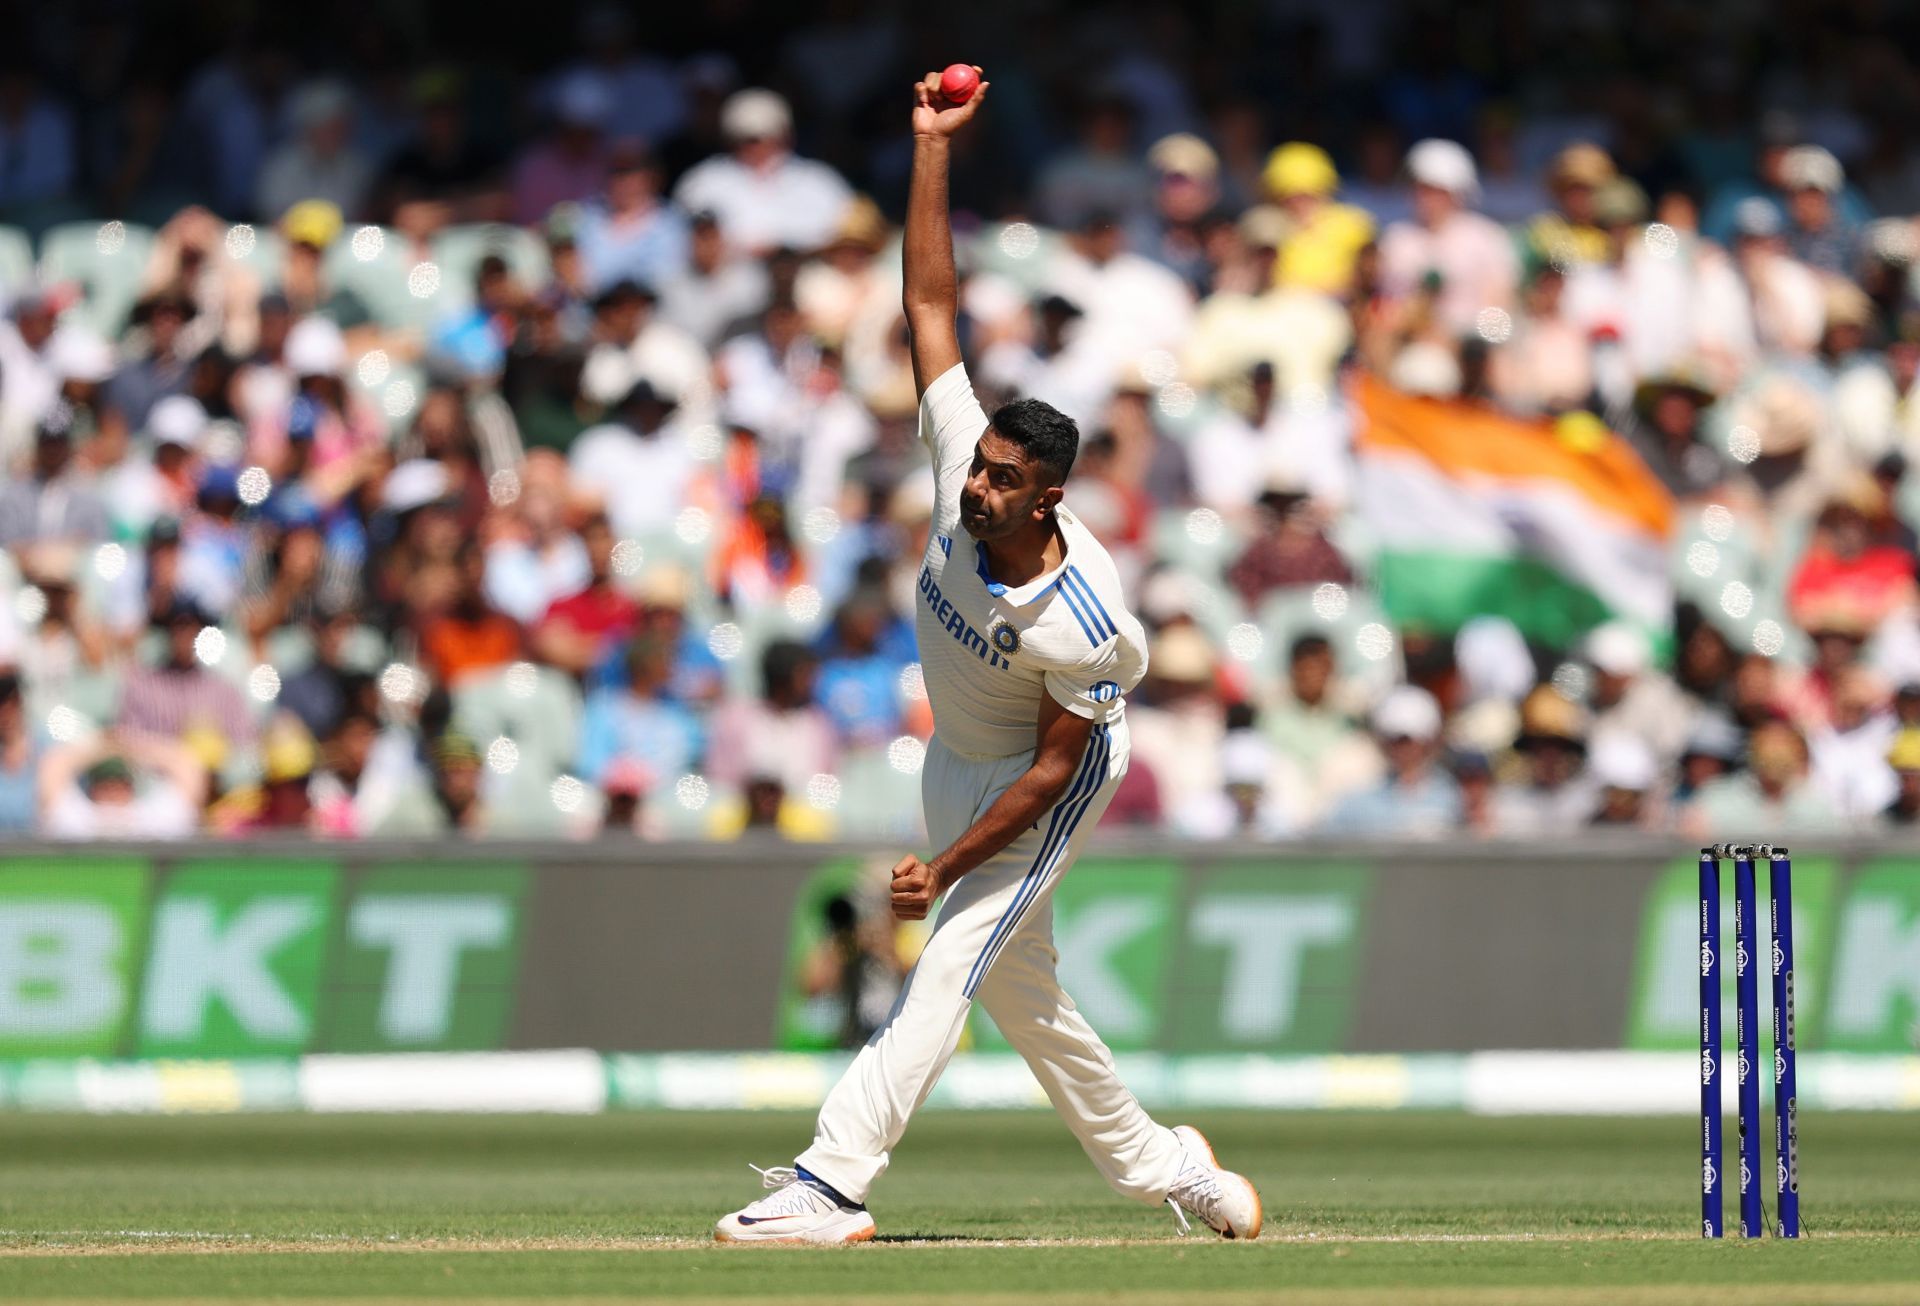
left=1, top=1110, right=1917, bottom=1303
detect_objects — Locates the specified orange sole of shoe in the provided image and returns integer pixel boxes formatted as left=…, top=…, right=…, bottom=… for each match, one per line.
left=714, top=1224, right=876, bottom=1246
left=1179, top=1125, right=1264, bottom=1240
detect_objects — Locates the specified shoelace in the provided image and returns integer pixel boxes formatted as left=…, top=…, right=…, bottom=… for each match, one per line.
left=741, top=1165, right=828, bottom=1219
left=1165, top=1162, right=1228, bottom=1237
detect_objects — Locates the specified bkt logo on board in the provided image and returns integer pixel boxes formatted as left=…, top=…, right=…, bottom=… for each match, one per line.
left=0, top=860, right=528, bottom=1057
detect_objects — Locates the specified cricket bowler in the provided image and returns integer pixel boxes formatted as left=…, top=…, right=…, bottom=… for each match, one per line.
left=715, top=68, right=1262, bottom=1245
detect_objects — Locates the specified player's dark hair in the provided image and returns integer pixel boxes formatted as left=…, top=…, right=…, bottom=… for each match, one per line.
left=991, top=398, right=1079, bottom=486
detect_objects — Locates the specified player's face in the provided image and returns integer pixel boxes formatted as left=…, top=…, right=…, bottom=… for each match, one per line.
left=960, top=429, right=1058, bottom=541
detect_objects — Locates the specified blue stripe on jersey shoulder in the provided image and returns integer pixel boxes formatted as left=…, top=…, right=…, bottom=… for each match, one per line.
left=938, top=535, right=951, bottom=556
left=972, top=541, right=1008, bottom=597
left=1055, top=580, right=1103, bottom=647
left=1063, top=567, right=1118, bottom=639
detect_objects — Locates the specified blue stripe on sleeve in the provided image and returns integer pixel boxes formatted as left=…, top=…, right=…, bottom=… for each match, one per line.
left=1055, top=582, right=1102, bottom=647
left=1064, top=568, right=1118, bottom=639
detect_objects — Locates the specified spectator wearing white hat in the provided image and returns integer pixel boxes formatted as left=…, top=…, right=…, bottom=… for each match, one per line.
left=1587, top=732, right=1663, bottom=829
left=1377, top=138, right=1520, bottom=338
left=102, top=395, right=207, bottom=535
left=247, top=316, right=383, bottom=484
left=255, top=81, right=374, bottom=222
left=1728, top=198, right=1826, bottom=358
left=673, top=88, right=853, bottom=255
left=1319, top=686, right=1462, bottom=836
left=1778, top=145, right=1866, bottom=276
left=1171, top=728, right=1298, bottom=840
left=1585, top=621, right=1693, bottom=764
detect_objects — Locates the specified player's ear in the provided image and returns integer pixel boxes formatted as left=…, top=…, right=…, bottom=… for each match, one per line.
left=1034, top=483, right=1065, bottom=519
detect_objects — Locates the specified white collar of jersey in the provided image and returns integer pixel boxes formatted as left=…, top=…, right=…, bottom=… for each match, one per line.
left=971, top=505, right=1084, bottom=608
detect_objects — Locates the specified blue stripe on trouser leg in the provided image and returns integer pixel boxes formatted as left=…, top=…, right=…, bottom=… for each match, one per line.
left=959, top=726, right=1107, bottom=999
left=962, top=725, right=1109, bottom=999
left=969, top=728, right=1108, bottom=990
left=796, top=726, right=1122, bottom=1205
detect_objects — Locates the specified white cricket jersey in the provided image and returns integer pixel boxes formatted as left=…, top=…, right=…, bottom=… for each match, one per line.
left=912, top=363, right=1148, bottom=760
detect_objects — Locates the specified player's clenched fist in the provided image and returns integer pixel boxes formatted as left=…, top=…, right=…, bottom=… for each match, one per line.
left=890, top=854, right=942, bottom=921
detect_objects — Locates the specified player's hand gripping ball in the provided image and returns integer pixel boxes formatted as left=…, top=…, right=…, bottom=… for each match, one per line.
left=939, top=63, right=980, bottom=105
left=914, top=66, right=988, bottom=138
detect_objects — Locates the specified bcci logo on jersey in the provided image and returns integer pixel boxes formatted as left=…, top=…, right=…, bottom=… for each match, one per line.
left=991, top=621, right=1021, bottom=656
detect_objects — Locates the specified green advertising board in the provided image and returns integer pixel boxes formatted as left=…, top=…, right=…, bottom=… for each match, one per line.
left=794, top=856, right=1376, bottom=1056
left=1825, top=857, right=1920, bottom=1052
left=0, top=857, right=529, bottom=1058
left=137, top=860, right=340, bottom=1057
left=0, top=859, right=149, bottom=1057
left=3, top=846, right=1917, bottom=1061
left=1170, top=861, right=1371, bottom=1052
left=323, top=863, right=528, bottom=1052
left=1625, top=854, right=1838, bottom=1053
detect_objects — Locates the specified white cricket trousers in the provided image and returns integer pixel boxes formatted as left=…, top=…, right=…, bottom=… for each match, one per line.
left=797, top=719, right=1186, bottom=1206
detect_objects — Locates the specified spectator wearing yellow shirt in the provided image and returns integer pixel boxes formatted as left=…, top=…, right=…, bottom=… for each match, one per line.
left=705, top=773, right=836, bottom=841
left=1262, top=142, right=1375, bottom=297
left=1522, top=143, right=1616, bottom=274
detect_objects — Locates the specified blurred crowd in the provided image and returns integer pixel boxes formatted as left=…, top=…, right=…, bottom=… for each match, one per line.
left=8, top=1, right=1920, bottom=841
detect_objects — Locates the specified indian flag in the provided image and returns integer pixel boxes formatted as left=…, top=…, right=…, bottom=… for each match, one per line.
left=1354, top=376, right=1675, bottom=649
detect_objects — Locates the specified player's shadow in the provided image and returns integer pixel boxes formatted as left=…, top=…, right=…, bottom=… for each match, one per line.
left=870, top=1233, right=995, bottom=1243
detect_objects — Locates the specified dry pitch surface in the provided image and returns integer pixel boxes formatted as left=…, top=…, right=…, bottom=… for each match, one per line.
left=0, top=1110, right=1915, bottom=1303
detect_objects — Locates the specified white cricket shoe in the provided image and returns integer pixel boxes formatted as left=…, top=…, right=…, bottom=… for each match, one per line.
left=1166, top=1124, right=1263, bottom=1239
left=714, top=1165, right=877, bottom=1245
